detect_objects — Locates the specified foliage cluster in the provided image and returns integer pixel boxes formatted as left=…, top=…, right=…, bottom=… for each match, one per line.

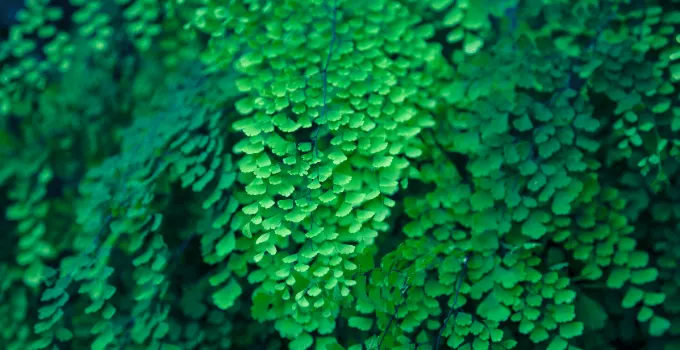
left=0, top=0, right=679, bottom=349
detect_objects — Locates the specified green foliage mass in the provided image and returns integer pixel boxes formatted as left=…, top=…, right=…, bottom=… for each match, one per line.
left=1, top=0, right=679, bottom=349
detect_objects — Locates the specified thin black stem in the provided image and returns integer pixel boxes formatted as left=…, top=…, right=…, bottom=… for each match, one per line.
left=377, top=277, right=409, bottom=350
left=435, top=255, right=470, bottom=350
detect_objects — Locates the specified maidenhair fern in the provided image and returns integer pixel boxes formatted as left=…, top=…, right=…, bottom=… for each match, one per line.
left=1, top=0, right=679, bottom=350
